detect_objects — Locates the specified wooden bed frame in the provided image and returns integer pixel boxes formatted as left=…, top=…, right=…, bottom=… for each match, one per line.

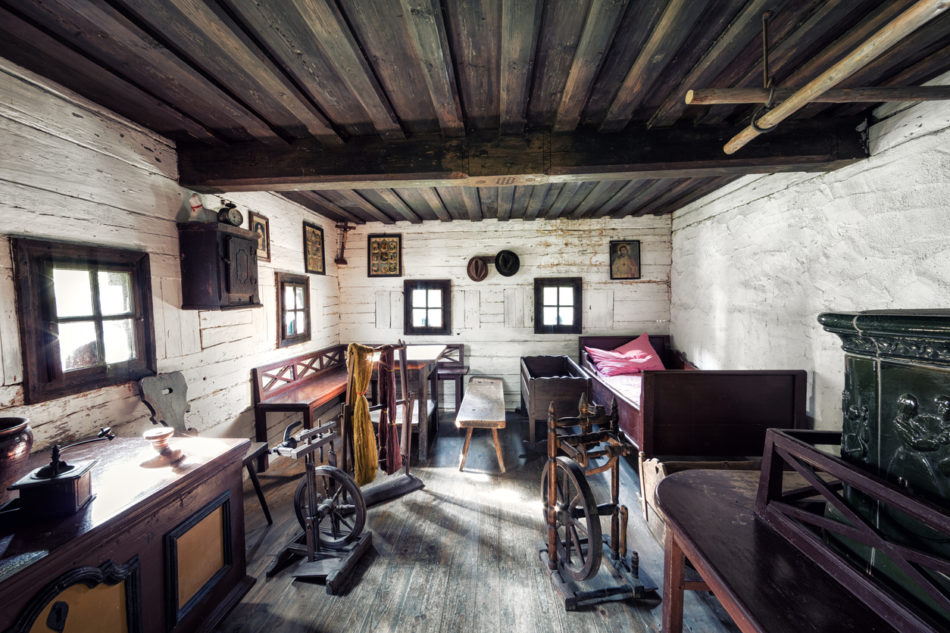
left=578, top=335, right=808, bottom=459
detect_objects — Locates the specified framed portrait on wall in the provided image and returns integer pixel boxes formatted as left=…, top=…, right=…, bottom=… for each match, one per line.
left=367, top=234, right=402, bottom=277
left=248, top=212, right=270, bottom=261
left=609, top=240, right=640, bottom=280
left=303, top=222, right=325, bottom=275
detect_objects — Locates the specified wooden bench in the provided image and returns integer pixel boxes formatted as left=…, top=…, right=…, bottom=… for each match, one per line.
left=656, top=468, right=902, bottom=633
left=252, top=345, right=348, bottom=469
left=455, top=377, right=506, bottom=473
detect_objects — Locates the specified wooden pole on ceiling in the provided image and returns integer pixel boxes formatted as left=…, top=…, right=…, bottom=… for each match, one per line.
left=723, top=0, right=950, bottom=155
left=687, top=85, right=950, bottom=105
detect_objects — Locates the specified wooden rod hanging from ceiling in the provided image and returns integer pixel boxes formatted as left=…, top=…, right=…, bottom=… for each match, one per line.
left=687, top=85, right=950, bottom=105
left=723, top=0, right=950, bottom=155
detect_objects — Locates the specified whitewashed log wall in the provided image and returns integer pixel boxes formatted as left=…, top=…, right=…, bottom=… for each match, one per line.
left=339, top=218, right=672, bottom=409
left=0, top=60, right=340, bottom=449
left=670, top=85, right=950, bottom=431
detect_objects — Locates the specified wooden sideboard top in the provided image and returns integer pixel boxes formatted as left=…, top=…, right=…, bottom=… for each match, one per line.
left=0, top=436, right=248, bottom=583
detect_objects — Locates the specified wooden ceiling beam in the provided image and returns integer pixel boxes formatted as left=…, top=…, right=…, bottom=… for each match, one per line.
left=687, top=85, right=950, bottom=104
left=499, top=0, right=542, bottom=134
left=355, top=189, right=423, bottom=224
left=318, top=190, right=396, bottom=224
left=180, top=120, right=867, bottom=193
left=280, top=191, right=364, bottom=224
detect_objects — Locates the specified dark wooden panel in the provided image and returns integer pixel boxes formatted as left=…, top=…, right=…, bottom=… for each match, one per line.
left=545, top=181, right=586, bottom=219
left=478, top=186, right=499, bottom=219
left=436, top=187, right=482, bottom=222
left=648, top=177, right=738, bottom=217
left=526, top=184, right=560, bottom=221
left=509, top=185, right=533, bottom=220
left=589, top=180, right=640, bottom=218
left=527, top=0, right=589, bottom=128
left=496, top=185, right=515, bottom=221
left=319, top=190, right=395, bottom=224
left=279, top=192, right=363, bottom=224
left=391, top=187, right=444, bottom=222
left=569, top=180, right=627, bottom=219
left=500, top=0, right=542, bottom=134
left=444, top=0, right=501, bottom=130
left=356, top=189, right=423, bottom=224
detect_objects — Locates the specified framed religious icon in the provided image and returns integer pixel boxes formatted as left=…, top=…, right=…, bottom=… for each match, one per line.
left=609, top=240, right=641, bottom=280
left=303, top=222, right=325, bottom=275
left=248, top=211, right=270, bottom=261
left=367, top=234, right=402, bottom=277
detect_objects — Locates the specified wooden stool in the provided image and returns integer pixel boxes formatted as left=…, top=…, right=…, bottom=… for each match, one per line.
left=455, top=377, right=506, bottom=473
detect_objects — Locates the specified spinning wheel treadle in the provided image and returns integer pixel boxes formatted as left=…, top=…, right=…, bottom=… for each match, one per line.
left=293, top=465, right=366, bottom=550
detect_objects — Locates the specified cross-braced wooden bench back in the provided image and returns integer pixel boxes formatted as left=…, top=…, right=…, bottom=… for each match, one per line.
left=253, top=344, right=346, bottom=403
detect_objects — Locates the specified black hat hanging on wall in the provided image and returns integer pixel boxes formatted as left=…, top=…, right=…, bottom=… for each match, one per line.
left=495, top=250, right=520, bottom=277
left=467, top=257, right=489, bottom=282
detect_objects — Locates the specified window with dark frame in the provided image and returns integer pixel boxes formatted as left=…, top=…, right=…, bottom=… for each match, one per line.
left=13, top=238, right=156, bottom=404
left=277, top=272, right=310, bottom=347
left=534, top=277, right=582, bottom=334
left=404, top=280, right=451, bottom=336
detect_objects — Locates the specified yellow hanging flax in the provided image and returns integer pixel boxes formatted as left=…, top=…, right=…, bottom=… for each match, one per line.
left=347, top=342, right=378, bottom=486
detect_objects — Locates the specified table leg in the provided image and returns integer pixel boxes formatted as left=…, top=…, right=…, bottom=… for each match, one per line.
left=662, top=528, right=686, bottom=633
left=418, top=365, right=429, bottom=462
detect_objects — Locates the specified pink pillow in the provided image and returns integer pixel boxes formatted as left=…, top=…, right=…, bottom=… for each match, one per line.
left=612, top=334, right=665, bottom=371
left=585, top=345, right=660, bottom=376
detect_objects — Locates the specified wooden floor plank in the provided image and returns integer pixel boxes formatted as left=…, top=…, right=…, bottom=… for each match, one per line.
left=218, top=413, right=741, bottom=633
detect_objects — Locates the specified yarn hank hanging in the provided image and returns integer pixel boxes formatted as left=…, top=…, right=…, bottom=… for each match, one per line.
left=347, top=342, right=378, bottom=486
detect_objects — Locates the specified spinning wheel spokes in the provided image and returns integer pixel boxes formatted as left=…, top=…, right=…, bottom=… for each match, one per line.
left=545, top=456, right=602, bottom=581
left=294, top=465, right=366, bottom=550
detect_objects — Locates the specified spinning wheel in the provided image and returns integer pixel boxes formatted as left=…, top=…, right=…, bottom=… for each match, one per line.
left=293, top=465, right=366, bottom=550
left=545, top=456, right=602, bottom=581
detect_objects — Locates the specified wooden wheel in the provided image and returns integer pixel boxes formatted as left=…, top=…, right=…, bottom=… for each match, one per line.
left=544, top=456, right=602, bottom=581
left=294, top=465, right=366, bottom=550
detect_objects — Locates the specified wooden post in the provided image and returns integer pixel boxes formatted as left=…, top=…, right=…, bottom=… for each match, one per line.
left=687, top=85, right=950, bottom=105
left=724, top=0, right=950, bottom=154
left=546, top=402, right=558, bottom=570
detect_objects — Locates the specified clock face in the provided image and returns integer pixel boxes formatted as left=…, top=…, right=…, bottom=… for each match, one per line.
left=218, top=207, right=243, bottom=226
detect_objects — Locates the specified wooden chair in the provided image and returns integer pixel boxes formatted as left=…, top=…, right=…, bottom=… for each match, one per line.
left=139, top=372, right=272, bottom=525
left=435, top=343, right=469, bottom=414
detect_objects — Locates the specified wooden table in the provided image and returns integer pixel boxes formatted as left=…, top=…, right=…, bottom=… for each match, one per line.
left=655, top=469, right=899, bottom=633
left=404, top=344, right=446, bottom=461
left=0, top=437, right=252, bottom=633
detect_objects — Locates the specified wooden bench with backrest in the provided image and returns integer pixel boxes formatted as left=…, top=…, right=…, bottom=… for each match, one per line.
left=252, top=344, right=348, bottom=469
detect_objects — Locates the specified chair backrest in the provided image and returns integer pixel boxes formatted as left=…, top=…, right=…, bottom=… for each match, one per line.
left=438, top=343, right=465, bottom=369
left=139, top=371, right=192, bottom=434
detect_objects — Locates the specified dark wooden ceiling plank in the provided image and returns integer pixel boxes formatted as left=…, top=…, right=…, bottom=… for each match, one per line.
left=559, top=181, right=600, bottom=218
left=319, top=190, right=396, bottom=224
left=392, top=187, right=450, bottom=222
left=433, top=187, right=468, bottom=220
left=589, top=179, right=641, bottom=218
left=14, top=0, right=284, bottom=144
left=647, top=0, right=788, bottom=129
left=280, top=191, right=364, bottom=224
left=286, top=0, right=404, bottom=139
left=693, top=0, right=887, bottom=126
left=527, top=0, right=590, bottom=128
left=116, top=0, right=340, bottom=143
left=479, top=186, right=498, bottom=219
left=496, top=186, right=515, bottom=221
left=180, top=120, right=867, bottom=192
left=552, top=0, right=628, bottom=132
left=648, top=176, right=739, bottom=216
left=628, top=178, right=696, bottom=216
left=545, top=181, right=585, bottom=219
left=570, top=180, right=627, bottom=219
left=499, top=0, right=542, bottom=134
left=356, top=188, right=423, bottom=224
left=0, top=8, right=219, bottom=145
left=444, top=0, right=501, bottom=130
left=599, top=0, right=711, bottom=132
left=222, top=0, right=381, bottom=138
left=612, top=179, right=665, bottom=216
left=395, top=0, right=464, bottom=136
left=460, top=187, right=483, bottom=222
left=509, top=185, right=533, bottom=220
left=525, top=183, right=560, bottom=221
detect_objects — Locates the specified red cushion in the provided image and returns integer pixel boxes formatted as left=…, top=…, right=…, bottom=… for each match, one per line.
left=611, top=333, right=665, bottom=371
left=585, top=344, right=662, bottom=376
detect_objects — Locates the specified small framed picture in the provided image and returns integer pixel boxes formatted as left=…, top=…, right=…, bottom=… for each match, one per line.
left=609, top=240, right=640, bottom=280
left=367, top=234, right=402, bottom=277
left=248, top=212, right=270, bottom=261
left=303, top=222, right=325, bottom=275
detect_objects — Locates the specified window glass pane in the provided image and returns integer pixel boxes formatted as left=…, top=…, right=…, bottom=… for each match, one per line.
left=559, top=286, right=573, bottom=306
left=53, top=268, right=94, bottom=318
left=295, top=310, right=307, bottom=334
left=412, top=288, right=427, bottom=307
left=103, top=319, right=136, bottom=364
left=427, top=308, right=442, bottom=328
left=59, top=320, right=98, bottom=372
left=412, top=308, right=427, bottom=327
left=543, top=306, right=558, bottom=326
left=559, top=307, right=574, bottom=326
left=427, top=288, right=442, bottom=308
left=284, top=285, right=295, bottom=310
left=543, top=286, right=558, bottom=306
left=284, top=311, right=297, bottom=336
left=98, top=271, right=133, bottom=316
left=295, top=286, right=305, bottom=308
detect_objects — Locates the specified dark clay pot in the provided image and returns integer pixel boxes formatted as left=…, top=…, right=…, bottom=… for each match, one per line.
left=0, top=417, right=34, bottom=504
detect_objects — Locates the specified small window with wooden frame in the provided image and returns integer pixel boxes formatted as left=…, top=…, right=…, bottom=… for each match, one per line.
left=277, top=272, right=310, bottom=347
left=534, top=277, right=582, bottom=334
left=404, top=280, right=451, bottom=336
left=13, top=238, right=156, bottom=404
